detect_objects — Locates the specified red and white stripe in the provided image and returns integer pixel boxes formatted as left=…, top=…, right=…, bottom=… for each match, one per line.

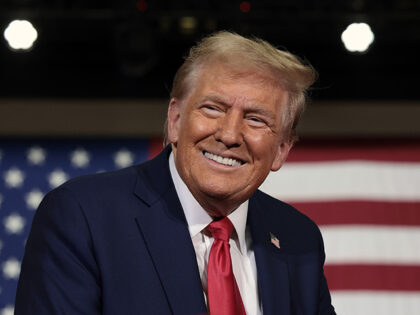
left=260, top=141, right=420, bottom=315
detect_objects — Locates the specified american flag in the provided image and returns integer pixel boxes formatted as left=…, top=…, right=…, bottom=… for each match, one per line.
left=1, top=138, right=419, bottom=314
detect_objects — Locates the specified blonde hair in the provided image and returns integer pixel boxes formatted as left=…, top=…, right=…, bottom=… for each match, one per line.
left=165, top=31, right=316, bottom=143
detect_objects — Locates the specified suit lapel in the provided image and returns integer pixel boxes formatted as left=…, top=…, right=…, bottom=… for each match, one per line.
left=133, top=146, right=207, bottom=315
left=248, top=195, right=291, bottom=315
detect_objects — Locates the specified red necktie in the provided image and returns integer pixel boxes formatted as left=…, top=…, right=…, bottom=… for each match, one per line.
left=206, top=217, right=246, bottom=315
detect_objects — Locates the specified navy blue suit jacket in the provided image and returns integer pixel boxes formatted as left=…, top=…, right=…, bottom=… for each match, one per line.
left=15, top=146, right=335, bottom=315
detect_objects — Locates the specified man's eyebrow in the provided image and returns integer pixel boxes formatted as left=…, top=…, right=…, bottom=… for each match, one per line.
left=197, top=94, right=229, bottom=106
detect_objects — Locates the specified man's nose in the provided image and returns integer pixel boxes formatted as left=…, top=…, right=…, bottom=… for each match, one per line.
left=214, top=111, right=243, bottom=148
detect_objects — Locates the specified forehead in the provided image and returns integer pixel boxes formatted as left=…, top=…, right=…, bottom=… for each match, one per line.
left=187, top=62, right=288, bottom=109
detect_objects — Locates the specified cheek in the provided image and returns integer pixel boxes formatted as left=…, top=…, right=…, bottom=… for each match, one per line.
left=246, top=131, right=278, bottom=156
left=185, top=115, right=218, bottom=140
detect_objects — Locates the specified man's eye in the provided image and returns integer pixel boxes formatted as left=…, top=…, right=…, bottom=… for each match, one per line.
left=202, top=105, right=223, bottom=115
left=203, top=105, right=219, bottom=111
left=247, top=117, right=267, bottom=126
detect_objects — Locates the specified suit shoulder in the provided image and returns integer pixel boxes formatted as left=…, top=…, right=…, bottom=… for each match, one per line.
left=254, top=189, right=317, bottom=227
left=253, top=189, right=323, bottom=251
left=39, top=165, right=145, bottom=218
left=37, top=164, right=148, bottom=232
left=58, top=165, right=140, bottom=195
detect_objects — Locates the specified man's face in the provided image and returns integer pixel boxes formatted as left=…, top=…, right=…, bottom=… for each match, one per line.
left=168, top=62, right=292, bottom=216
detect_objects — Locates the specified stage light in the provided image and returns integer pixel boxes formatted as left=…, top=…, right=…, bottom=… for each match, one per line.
left=4, top=20, right=38, bottom=51
left=179, top=16, right=197, bottom=34
left=341, top=22, right=374, bottom=53
left=240, top=1, right=251, bottom=13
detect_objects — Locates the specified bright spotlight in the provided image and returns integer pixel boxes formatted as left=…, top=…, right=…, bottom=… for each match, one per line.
left=341, top=22, right=374, bottom=53
left=4, top=20, right=38, bottom=51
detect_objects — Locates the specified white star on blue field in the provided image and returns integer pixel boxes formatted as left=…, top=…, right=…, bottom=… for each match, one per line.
left=0, top=138, right=152, bottom=312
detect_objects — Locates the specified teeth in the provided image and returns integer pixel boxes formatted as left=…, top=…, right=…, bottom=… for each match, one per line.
left=204, top=152, right=242, bottom=166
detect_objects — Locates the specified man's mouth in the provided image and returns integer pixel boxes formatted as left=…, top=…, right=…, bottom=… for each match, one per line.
left=203, top=151, right=243, bottom=167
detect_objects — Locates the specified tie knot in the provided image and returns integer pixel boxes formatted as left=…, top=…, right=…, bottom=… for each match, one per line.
left=207, top=217, right=234, bottom=242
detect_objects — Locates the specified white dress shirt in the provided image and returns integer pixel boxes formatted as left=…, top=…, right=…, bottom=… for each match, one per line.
left=169, top=153, right=262, bottom=314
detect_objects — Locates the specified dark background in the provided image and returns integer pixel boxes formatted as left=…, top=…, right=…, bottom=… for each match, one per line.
left=1, top=0, right=419, bottom=101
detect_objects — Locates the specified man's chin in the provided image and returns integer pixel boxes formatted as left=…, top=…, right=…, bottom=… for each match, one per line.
left=195, top=186, right=250, bottom=214
left=196, top=182, right=240, bottom=199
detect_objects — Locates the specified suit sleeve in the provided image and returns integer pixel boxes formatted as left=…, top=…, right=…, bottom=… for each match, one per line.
left=15, top=187, right=102, bottom=315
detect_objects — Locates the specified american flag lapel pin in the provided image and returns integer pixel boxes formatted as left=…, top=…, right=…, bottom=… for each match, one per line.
left=270, top=232, right=280, bottom=249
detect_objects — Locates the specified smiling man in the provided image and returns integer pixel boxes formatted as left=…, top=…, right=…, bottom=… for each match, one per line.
left=16, top=32, right=336, bottom=315
left=168, top=61, right=291, bottom=217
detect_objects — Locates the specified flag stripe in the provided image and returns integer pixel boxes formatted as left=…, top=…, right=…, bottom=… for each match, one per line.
left=331, top=291, right=420, bottom=315
left=291, top=201, right=420, bottom=226
left=326, top=265, right=420, bottom=291
left=287, top=140, right=420, bottom=162
left=148, top=138, right=164, bottom=160
left=321, top=225, right=420, bottom=264
left=260, top=161, right=420, bottom=201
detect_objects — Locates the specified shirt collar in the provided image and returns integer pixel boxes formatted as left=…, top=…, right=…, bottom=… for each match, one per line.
left=169, top=152, right=249, bottom=254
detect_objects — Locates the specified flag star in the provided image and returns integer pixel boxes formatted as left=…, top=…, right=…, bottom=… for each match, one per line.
left=114, top=149, right=135, bottom=168
left=3, top=167, right=25, bottom=188
left=71, top=148, right=90, bottom=168
left=25, top=189, right=44, bottom=210
left=2, top=258, right=21, bottom=280
left=0, top=305, right=14, bottom=315
left=27, top=146, right=46, bottom=165
left=48, top=169, right=69, bottom=188
left=3, top=213, right=26, bottom=234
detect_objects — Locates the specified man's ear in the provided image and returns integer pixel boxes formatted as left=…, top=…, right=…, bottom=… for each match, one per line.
left=167, top=98, right=181, bottom=144
left=270, top=139, right=293, bottom=172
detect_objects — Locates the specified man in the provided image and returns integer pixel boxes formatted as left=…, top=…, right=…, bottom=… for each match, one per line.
left=15, top=31, right=336, bottom=314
